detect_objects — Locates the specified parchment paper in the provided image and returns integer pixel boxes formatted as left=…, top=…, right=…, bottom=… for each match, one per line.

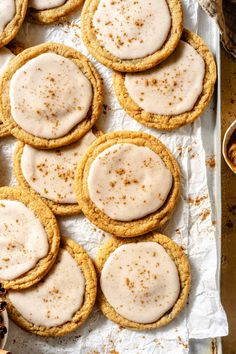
left=0, top=0, right=228, bottom=352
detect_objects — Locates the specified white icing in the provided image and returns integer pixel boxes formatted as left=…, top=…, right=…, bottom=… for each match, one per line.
left=125, top=41, right=205, bottom=115
left=9, top=53, right=93, bottom=139
left=0, top=0, right=15, bottom=32
left=21, top=131, right=96, bottom=204
left=0, top=47, right=15, bottom=77
left=8, top=249, right=85, bottom=327
left=29, top=0, right=67, bottom=10
left=88, top=143, right=173, bottom=221
left=93, top=0, right=171, bottom=59
left=0, top=200, right=49, bottom=281
left=101, top=242, right=180, bottom=323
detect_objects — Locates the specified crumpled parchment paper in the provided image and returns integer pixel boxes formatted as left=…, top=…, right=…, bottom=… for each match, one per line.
left=0, top=0, right=228, bottom=352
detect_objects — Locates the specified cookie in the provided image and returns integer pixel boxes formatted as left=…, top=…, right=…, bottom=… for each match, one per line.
left=14, top=128, right=102, bottom=216
left=4, top=237, right=97, bottom=337
left=0, top=44, right=24, bottom=138
left=27, top=0, right=84, bottom=24
left=113, top=29, right=217, bottom=130
left=0, top=0, right=28, bottom=48
left=0, top=42, right=103, bottom=149
left=0, top=187, right=60, bottom=290
left=96, top=233, right=190, bottom=330
left=81, top=0, right=183, bottom=72
left=75, top=131, right=180, bottom=237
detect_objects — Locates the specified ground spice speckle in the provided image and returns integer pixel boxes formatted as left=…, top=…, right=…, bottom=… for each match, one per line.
left=206, top=155, right=216, bottom=169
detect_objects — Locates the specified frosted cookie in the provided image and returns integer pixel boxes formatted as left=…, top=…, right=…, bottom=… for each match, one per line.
left=113, top=29, right=217, bottom=130
left=81, top=0, right=183, bottom=72
left=0, top=42, right=103, bottom=149
left=14, top=129, right=102, bottom=216
left=0, top=44, right=24, bottom=137
left=5, top=237, right=97, bottom=337
left=0, top=187, right=60, bottom=290
left=75, top=131, right=180, bottom=237
left=0, top=0, right=28, bottom=48
left=27, top=0, right=84, bottom=24
left=96, top=233, right=190, bottom=330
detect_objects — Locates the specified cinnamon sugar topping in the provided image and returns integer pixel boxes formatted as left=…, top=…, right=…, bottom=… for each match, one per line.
left=0, top=200, right=48, bottom=281
left=10, top=53, right=92, bottom=139
left=8, top=249, right=85, bottom=327
left=101, top=242, right=180, bottom=323
left=87, top=143, right=173, bottom=221
left=93, top=0, right=171, bottom=59
left=125, top=41, right=205, bottom=115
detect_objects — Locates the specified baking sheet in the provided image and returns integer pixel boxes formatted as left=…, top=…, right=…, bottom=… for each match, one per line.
left=0, top=0, right=228, bottom=353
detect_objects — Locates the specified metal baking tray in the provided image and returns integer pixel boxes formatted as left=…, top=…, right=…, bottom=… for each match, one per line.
left=0, top=4, right=224, bottom=353
left=190, top=6, right=222, bottom=353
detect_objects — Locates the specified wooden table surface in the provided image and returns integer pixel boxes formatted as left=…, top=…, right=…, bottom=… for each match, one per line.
left=221, top=46, right=236, bottom=353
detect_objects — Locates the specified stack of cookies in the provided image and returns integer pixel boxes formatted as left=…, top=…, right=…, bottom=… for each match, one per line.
left=0, top=0, right=216, bottom=339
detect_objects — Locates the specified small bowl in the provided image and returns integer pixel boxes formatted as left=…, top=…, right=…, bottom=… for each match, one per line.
left=223, top=119, right=236, bottom=174
left=0, top=306, right=9, bottom=350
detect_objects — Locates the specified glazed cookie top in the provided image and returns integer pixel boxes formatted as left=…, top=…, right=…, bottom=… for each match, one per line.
left=100, top=241, right=180, bottom=323
left=81, top=0, right=183, bottom=72
left=1, top=43, right=103, bottom=148
left=6, top=237, right=97, bottom=336
left=0, top=200, right=49, bottom=281
left=125, top=40, right=205, bottom=115
left=87, top=143, right=173, bottom=221
left=113, top=29, right=216, bottom=130
left=76, top=131, right=180, bottom=237
left=21, top=130, right=96, bottom=204
left=8, top=248, right=85, bottom=327
left=0, top=0, right=15, bottom=32
left=29, top=0, right=67, bottom=10
left=0, top=48, right=15, bottom=77
left=93, top=0, right=171, bottom=60
left=10, top=53, right=93, bottom=139
left=96, top=234, right=190, bottom=329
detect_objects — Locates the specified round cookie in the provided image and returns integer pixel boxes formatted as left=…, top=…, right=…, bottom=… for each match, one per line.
left=113, top=29, right=217, bottom=130
left=27, top=0, right=84, bottom=24
left=0, top=0, right=28, bottom=48
left=0, top=42, right=103, bottom=149
left=0, top=43, right=24, bottom=138
left=4, top=237, right=97, bottom=337
left=14, top=128, right=102, bottom=216
left=81, top=0, right=183, bottom=72
left=0, top=186, right=60, bottom=290
left=75, top=131, right=180, bottom=237
left=96, top=233, right=190, bottom=330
